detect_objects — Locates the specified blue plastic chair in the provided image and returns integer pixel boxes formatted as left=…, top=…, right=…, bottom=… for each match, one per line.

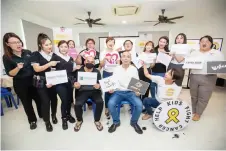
left=1, top=90, right=18, bottom=116
left=83, top=99, right=96, bottom=116
left=117, top=100, right=134, bottom=116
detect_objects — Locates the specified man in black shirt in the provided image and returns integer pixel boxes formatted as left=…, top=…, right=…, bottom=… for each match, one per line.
left=73, top=56, right=103, bottom=132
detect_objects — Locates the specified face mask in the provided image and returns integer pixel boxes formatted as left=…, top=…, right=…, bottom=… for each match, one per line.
left=85, top=63, right=94, bottom=69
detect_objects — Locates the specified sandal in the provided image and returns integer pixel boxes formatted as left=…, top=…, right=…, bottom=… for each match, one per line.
left=94, top=121, right=103, bottom=131
left=74, top=121, right=83, bottom=132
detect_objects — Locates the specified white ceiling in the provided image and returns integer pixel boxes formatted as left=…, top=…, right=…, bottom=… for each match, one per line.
left=2, top=0, right=226, bottom=27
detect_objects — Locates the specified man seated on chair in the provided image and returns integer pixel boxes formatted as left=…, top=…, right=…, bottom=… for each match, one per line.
left=73, top=56, right=104, bottom=132
left=142, top=63, right=182, bottom=120
left=108, top=51, right=143, bottom=134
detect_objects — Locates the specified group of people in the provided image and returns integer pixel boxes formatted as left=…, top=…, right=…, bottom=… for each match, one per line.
left=2, top=32, right=224, bottom=134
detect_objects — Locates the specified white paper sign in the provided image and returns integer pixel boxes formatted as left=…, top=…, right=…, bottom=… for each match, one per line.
left=132, top=58, right=143, bottom=69
left=77, top=72, right=97, bottom=85
left=139, top=53, right=157, bottom=63
left=45, top=70, right=68, bottom=85
left=183, top=57, right=204, bottom=69
left=156, top=52, right=172, bottom=67
left=99, top=76, right=119, bottom=92
left=170, top=44, right=191, bottom=55
left=105, top=64, right=119, bottom=70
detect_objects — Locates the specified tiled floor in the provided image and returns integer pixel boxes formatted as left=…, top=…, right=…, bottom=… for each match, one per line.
left=1, top=87, right=226, bottom=150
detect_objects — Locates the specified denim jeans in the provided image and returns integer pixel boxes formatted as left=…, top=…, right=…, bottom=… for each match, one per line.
left=143, top=97, right=160, bottom=115
left=103, top=70, right=113, bottom=108
left=108, top=91, right=143, bottom=124
left=150, top=72, right=165, bottom=98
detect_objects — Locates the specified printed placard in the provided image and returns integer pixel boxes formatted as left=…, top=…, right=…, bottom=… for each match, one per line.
left=139, top=53, right=157, bottom=63
left=99, top=76, right=119, bottom=92
left=153, top=100, right=192, bottom=132
left=183, top=58, right=204, bottom=69
left=207, top=61, right=226, bottom=74
left=127, top=77, right=150, bottom=95
left=77, top=72, right=97, bottom=85
left=45, top=70, right=68, bottom=85
left=170, top=44, right=191, bottom=55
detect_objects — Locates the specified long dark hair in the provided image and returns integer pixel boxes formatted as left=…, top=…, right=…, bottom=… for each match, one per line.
left=175, top=33, right=187, bottom=44
left=143, top=41, right=155, bottom=52
left=155, top=36, right=169, bottom=51
left=37, top=33, right=51, bottom=51
left=3, top=32, right=24, bottom=58
left=67, top=40, right=75, bottom=48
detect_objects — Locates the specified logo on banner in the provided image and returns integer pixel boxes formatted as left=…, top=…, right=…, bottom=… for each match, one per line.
left=207, top=61, right=226, bottom=74
left=153, top=100, right=192, bottom=132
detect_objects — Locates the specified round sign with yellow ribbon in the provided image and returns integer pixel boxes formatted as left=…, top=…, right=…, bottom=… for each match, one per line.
left=153, top=99, right=192, bottom=132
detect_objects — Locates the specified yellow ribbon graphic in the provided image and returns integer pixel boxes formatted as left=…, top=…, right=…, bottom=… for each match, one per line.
left=165, top=108, right=180, bottom=124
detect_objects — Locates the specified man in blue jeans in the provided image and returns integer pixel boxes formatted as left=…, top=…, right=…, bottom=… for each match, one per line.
left=108, top=51, right=143, bottom=134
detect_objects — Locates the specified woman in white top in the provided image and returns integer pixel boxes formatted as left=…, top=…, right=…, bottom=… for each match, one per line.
left=100, top=37, right=120, bottom=118
left=168, top=33, right=187, bottom=86
left=138, top=41, right=155, bottom=100
left=189, top=35, right=225, bottom=121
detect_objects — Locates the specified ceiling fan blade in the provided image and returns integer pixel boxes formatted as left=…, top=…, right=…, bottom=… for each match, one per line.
left=93, top=18, right=101, bottom=23
left=144, top=21, right=159, bottom=22
left=74, top=23, right=86, bottom=25
left=167, top=21, right=176, bottom=24
left=154, top=22, right=161, bottom=26
left=75, top=17, right=85, bottom=22
left=167, top=16, right=184, bottom=20
left=93, top=23, right=105, bottom=25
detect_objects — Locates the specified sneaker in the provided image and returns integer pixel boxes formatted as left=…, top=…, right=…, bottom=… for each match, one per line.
left=62, top=118, right=68, bottom=130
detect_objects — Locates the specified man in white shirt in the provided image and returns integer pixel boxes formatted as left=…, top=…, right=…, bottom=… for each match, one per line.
left=108, top=51, right=143, bottom=134
left=142, top=64, right=182, bottom=120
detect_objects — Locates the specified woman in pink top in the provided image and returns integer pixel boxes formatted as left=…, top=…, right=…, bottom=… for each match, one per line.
left=67, top=40, right=78, bottom=61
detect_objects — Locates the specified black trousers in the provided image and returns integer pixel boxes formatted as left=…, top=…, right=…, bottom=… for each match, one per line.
left=56, top=82, right=73, bottom=118
left=37, top=86, right=58, bottom=122
left=75, top=90, right=103, bottom=122
left=13, top=77, right=42, bottom=123
left=138, top=67, right=152, bottom=100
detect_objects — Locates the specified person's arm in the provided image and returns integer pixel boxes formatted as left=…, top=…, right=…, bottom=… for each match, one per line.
left=99, top=52, right=105, bottom=70
left=94, top=70, right=101, bottom=89
left=143, top=64, right=152, bottom=80
left=75, top=55, right=82, bottom=65
left=32, top=62, right=56, bottom=73
left=2, top=55, right=22, bottom=77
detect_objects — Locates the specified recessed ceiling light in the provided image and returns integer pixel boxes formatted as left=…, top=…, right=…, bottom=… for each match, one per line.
left=122, top=20, right=127, bottom=24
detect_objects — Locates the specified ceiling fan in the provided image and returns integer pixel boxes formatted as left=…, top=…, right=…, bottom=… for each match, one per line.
left=144, top=9, right=184, bottom=26
left=74, top=11, right=105, bottom=28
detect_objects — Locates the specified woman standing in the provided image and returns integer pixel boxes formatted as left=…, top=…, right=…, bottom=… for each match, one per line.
left=151, top=36, right=170, bottom=98
left=99, top=37, right=120, bottom=118
left=67, top=40, right=78, bottom=61
left=168, top=33, right=187, bottom=86
left=189, top=35, right=224, bottom=121
left=2, top=32, right=42, bottom=130
left=31, top=33, right=59, bottom=132
left=138, top=41, right=155, bottom=100
left=55, top=40, right=76, bottom=130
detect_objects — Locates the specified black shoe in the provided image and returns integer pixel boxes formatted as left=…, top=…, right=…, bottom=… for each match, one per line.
left=45, top=121, right=53, bottom=132
left=30, top=122, right=37, bottom=130
left=108, top=123, right=120, bottom=133
left=131, top=123, right=143, bottom=134
left=67, top=114, right=76, bottom=123
left=62, top=118, right=68, bottom=130
left=52, top=116, right=58, bottom=124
